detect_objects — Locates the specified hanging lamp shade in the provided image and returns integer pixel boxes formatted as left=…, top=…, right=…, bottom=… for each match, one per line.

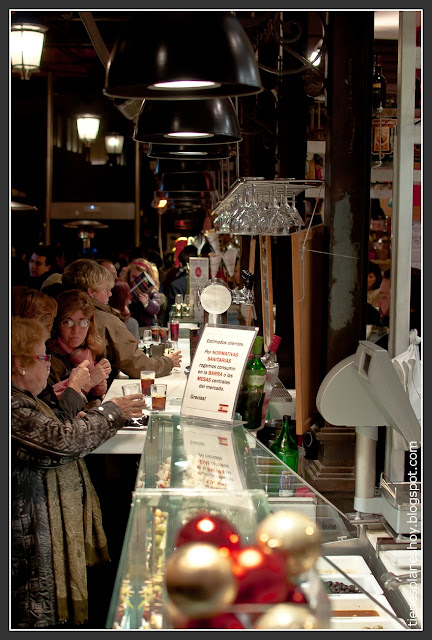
left=104, top=11, right=262, bottom=100
left=159, top=171, right=215, bottom=193
left=154, top=158, right=220, bottom=174
left=11, top=14, right=48, bottom=80
left=133, top=98, right=241, bottom=145
left=148, top=143, right=233, bottom=160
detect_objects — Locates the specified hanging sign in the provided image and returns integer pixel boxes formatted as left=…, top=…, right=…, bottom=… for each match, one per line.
left=181, top=324, right=257, bottom=423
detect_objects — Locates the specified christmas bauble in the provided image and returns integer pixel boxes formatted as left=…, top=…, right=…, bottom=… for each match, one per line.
left=231, top=546, right=291, bottom=604
left=254, top=603, right=322, bottom=629
left=186, top=613, right=245, bottom=629
left=175, top=511, right=241, bottom=552
left=255, top=510, right=321, bottom=576
left=165, top=542, right=238, bottom=618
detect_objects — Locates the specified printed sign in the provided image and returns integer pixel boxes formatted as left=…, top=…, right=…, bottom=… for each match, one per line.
left=181, top=324, right=257, bottom=423
left=181, top=424, right=244, bottom=490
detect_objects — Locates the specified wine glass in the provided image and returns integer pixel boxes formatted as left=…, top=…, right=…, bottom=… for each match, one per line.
left=290, top=194, right=306, bottom=229
left=266, top=185, right=287, bottom=235
left=279, top=186, right=301, bottom=234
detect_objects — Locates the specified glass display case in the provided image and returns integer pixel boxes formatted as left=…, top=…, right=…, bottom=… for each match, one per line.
left=106, top=413, right=410, bottom=630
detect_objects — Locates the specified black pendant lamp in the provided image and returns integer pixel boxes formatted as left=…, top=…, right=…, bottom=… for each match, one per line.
left=133, top=98, right=241, bottom=145
left=104, top=11, right=262, bottom=100
left=154, top=158, right=220, bottom=174
left=148, top=143, right=234, bottom=160
left=159, top=171, right=215, bottom=193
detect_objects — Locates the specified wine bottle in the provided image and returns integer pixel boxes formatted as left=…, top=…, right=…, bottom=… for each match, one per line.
left=270, top=414, right=299, bottom=496
left=241, top=335, right=267, bottom=431
left=372, top=54, right=386, bottom=111
left=260, top=335, right=282, bottom=428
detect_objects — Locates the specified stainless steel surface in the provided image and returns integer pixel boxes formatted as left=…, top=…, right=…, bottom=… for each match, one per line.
left=382, top=571, right=421, bottom=590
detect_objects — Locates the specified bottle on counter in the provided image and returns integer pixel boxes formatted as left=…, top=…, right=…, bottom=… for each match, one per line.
left=238, top=335, right=267, bottom=431
left=372, top=54, right=386, bottom=111
left=270, top=414, right=299, bottom=470
left=260, top=334, right=282, bottom=428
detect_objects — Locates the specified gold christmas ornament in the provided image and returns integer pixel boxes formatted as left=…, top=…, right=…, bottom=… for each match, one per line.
left=254, top=603, right=323, bottom=629
left=165, top=542, right=238, bottom=618
left=255, top=510, right=322, bottom=576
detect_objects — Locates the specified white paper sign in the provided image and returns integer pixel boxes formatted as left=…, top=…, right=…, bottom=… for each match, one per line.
left=181, top=324, right=257, bottom=422
left=181, top=424, right=244, bottom=490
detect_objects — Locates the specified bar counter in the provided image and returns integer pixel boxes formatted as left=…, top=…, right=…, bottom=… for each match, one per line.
left=91, top=337, right=191, bottom=454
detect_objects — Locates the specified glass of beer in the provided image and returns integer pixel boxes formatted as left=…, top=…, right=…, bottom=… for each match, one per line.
left=151, top=384, right=167, bottom=411
left=151, top=326, right=160, bottom=343
left=140, top=370, right=156, bottom=396
left=159, top=327, right=169, bottom=344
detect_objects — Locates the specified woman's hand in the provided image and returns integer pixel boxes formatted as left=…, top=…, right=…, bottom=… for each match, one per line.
left=167, top=350, right=182, bottom=368
left=110, top=394, right=148, bottom=419
left=138, top=292, right=149, bottom=308
left=83, top=358, right=111, bottom=392
left=67, top=360, right=91, bottom=394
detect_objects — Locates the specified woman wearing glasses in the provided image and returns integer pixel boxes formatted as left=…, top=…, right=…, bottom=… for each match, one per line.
left=47, top=289, right=112, bottom=409
left=11, top=316, right=147, bottom=628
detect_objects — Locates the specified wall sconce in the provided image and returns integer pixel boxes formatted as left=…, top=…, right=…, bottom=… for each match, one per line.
left=104, top=132, right=124, bottom=155
left=104, top=11, right=262, bottom=100
left=104, top=132, right=124, bottom=166
left=133, top=98, right=241, bottom=145
left=11, top=16, right=48, bottom=80
left=76, top=114, right=101, bottom=146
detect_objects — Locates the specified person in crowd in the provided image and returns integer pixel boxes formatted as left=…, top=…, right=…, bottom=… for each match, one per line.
left=119, top=258, right=162, bottom=328
left=97, top=258, right=118, bottom=280
left=27, top=245, right=57, bottom=290
left=47, top=289, right=112, bottom=410
left=367, top=261, right=382, bottom=308
left=165, top=245, right=198, bottom=323
left=109, top=279, right=140, bottom=341
left=11, top=316, right=147, bottom=628
left=61, top=259, right=181, bottom=383
left=11, top=287, right=96, bottom=419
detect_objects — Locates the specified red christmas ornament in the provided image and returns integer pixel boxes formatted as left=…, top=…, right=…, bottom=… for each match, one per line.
left=231, top=546, right=291, bottom=604
left=286, top=585, right=308, bottom=605
left=175, top=511, right=242, bottom=552
left=185, top=613, right=245, bottom=629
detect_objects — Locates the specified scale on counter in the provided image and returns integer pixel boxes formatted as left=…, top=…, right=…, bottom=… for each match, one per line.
left=316, top=341, right=421, bottom=535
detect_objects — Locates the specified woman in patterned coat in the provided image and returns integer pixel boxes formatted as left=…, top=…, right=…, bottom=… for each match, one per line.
left=11, top=317, right=146, bottom=628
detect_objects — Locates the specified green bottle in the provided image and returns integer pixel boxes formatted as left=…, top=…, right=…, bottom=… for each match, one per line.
left=270, top=414, right=299, bottom=496
left=242, top=335, right=266, bottom=431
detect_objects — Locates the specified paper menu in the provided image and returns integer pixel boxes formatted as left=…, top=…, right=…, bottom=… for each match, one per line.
left=181, top=424, right=244, bottom=491
left=181, top=324, right=257, bottom=422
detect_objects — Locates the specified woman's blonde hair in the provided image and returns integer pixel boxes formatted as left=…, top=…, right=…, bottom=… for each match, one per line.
left=11, top=287, right=58, bottom=331
left=62, top=259, right=115, bottom=293
left=52, top=289, right=104, bottom=355
left=11, top=317, right=50, bottom=374
left=119, top=258, right=160, bottom=289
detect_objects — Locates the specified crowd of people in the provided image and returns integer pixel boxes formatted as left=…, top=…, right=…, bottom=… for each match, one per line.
left=10, top=243, right=192, bottom=629
left=10, top=241, right=421, bottom=629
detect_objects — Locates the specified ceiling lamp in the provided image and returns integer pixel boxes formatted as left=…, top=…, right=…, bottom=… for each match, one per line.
left=148, top=143, right=233, bottom=160
left=154, top=158, right=221, bottom=174
left=76, top=114, right=101, bottom=145
left=133, top=98, right=241, bottom=145
left=104, top=11, right=262, bottom=100
left=11, top=15, right=48, bottom=80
